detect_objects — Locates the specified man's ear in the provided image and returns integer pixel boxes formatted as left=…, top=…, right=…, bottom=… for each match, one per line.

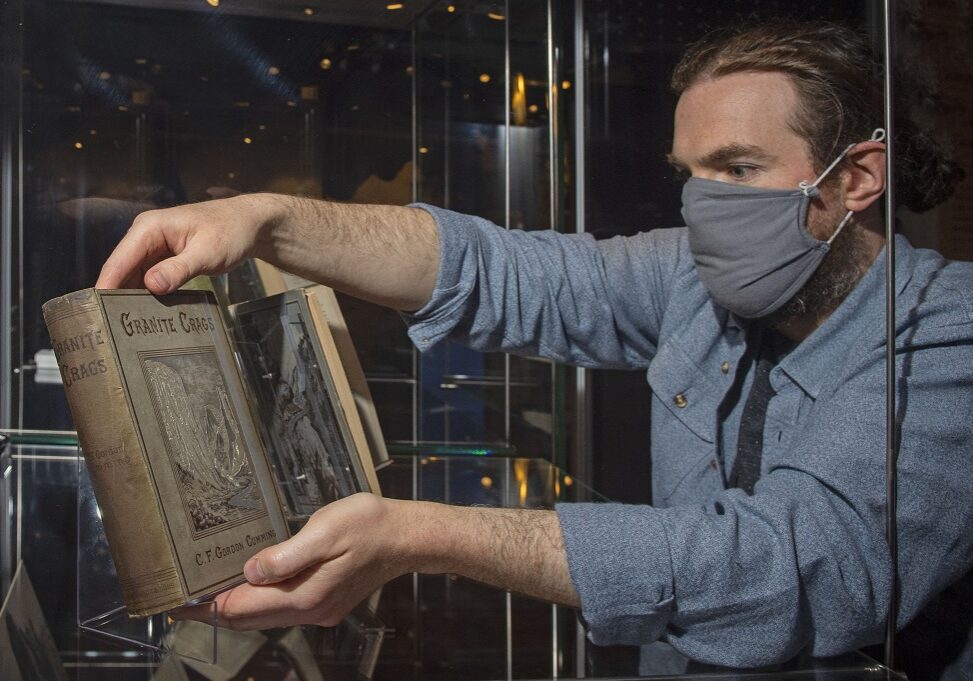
left=843, top=141, right=887, bottom=212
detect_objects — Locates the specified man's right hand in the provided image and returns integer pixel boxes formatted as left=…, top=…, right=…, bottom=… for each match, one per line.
left=95, top=193, right=440, bottom=311
left=95, top=193, right=284, bottom=293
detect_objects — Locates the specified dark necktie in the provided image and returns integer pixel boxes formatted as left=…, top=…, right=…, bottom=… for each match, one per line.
left=729, top=332, right=778, bottom=495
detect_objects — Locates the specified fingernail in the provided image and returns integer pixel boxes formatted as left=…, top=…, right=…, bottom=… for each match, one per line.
left=150, top=270, right=170, bottom=292
left=244, top=557, right=266, bottom=584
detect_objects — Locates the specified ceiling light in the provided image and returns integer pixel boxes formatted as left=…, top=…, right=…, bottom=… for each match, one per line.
left=319, top=58, right=332, bottom=70
left=447, top=4, right=456, bottom=12
left=488, top=12, right=505, bottom=20
left=206, top=0, right=219, bottom=6
left=74, top=142, right=83, bottom=150
left=268, top=66, right=280, bottom=76
left=304, top=7, right=314, bottom=15
left=386, top=3, right=404, bottom=9
left=243, top=137, right=252, bottom=144
left=479, top=73, right=491, bottom=83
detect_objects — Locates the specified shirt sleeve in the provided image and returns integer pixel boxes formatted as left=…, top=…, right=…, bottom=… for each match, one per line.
left=403, top=203, right=685, bottom=369
left=557, top=319, right=973, bottom=667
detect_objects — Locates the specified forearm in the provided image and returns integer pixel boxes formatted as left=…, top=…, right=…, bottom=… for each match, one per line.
left=392, top=499, right=580, bottom=607
left=256, top=194, right=440, bottom=311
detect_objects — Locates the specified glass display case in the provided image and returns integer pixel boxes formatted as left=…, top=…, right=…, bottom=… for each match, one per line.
left=2, top=0, right=569, bottom=469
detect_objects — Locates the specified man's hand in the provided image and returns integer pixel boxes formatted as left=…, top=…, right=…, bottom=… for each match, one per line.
left=96, top=194, right=283, bottom=293
left=95, top=193, right=440, bottom=311
left=172, top=494, right=407, bottom=630
left=171, top=493, right=580, bottom=631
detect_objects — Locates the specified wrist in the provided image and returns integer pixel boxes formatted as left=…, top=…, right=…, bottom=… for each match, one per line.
left=383, top=498, right=457, bottom=576
left=246, top=193, right=299, bottom=263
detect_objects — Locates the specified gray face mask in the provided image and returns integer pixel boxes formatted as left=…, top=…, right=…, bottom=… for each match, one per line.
left=680, top=129, right=885, bottom=319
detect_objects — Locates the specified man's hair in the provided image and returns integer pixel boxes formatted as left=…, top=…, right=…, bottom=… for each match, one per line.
left=670, top=20, right=964, bottom=213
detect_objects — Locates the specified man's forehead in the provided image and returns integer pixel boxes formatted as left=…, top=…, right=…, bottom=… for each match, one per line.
left=671, top=71, right=804, bottom=162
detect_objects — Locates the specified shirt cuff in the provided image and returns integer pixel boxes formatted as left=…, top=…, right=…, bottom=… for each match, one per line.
left=556, top=502, right=676, bottom=646
left=401, top=203, right=482, bottom=351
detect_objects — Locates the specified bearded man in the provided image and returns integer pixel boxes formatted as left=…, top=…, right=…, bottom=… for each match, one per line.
left=95, top=20, right=970, bottom=680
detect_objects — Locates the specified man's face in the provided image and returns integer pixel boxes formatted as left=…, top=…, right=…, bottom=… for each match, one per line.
left=669, top=70, right=841, bottom=241
left=669, top=70, right=864, bottom=322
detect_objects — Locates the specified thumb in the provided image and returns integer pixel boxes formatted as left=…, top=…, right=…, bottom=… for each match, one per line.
left=144, top=252, right=205, bottom=294
left=244, top=525, right=331, bottom=585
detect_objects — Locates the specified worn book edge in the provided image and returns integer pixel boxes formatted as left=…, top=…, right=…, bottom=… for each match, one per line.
left=43, top=288, right=187, bottom=617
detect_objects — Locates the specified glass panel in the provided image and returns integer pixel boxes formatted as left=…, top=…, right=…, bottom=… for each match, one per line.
left=415, top=2, right=557, bottom=459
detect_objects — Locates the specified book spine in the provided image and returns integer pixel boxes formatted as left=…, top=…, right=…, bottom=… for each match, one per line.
left=43, top=290, right=186, bottom=617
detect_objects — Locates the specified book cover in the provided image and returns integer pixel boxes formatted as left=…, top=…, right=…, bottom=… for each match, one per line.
left=42, top=289, right=289, bottom=617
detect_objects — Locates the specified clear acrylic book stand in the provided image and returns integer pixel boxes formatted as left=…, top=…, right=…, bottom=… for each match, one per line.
left=76, top=448, right=219, bottom=664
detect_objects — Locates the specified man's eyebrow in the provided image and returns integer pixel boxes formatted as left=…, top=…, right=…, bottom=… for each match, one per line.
left=698, top=143, right=776, bottom=167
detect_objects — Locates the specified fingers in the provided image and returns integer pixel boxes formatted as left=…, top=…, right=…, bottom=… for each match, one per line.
left=95, top=213, right=169, bottom=290
left=242, top=494, right=384, bottom=586
left=244, top=517, right=335, bottom=586
left=144, top=251, right=207, bottom=294
left=95, top=205, right=228, bottom=292
left=171, top=560, right=359, bottom=631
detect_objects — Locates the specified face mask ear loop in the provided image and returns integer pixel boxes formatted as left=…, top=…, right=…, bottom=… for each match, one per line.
left=800, top=143, right=856, bottom=197
left=799, top=128, right=887, bottom=197
left=827, top=210, right=855, bottom=245
left=821, top=129, right=884, bottom=243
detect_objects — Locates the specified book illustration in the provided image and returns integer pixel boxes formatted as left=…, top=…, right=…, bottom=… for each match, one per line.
left=273, top=378, right=340, bottom=507
left=1, top=562, right=69, bottom=681
left=142, top=351, right=266, bottom=536
left=232, top=296, right=368, bottom=518
left=227, top=260, right=390, bottom=471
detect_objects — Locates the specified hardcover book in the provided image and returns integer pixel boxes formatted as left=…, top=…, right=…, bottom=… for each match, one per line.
left=42, top=288, right=291, bottom=617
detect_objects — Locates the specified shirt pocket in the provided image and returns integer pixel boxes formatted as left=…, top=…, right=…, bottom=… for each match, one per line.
left=647, top=340, right=723, bottom=503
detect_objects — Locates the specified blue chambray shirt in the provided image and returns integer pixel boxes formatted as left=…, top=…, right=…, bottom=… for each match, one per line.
left=404, top=204, right=973, bottom=675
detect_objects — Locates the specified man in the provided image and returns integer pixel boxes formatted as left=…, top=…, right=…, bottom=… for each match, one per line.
left=95, top=21, right=971, bottom=677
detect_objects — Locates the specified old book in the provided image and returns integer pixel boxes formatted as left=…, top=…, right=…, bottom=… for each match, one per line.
left=230, top=289, right=381, bottom=520
left=42, top=289, right=290, bottom=617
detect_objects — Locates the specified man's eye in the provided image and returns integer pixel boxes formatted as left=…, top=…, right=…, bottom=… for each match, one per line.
left=728, top=165, right=755, bottom=180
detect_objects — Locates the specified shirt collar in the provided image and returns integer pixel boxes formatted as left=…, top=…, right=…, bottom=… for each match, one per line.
left=774, top=234, right=915, bottom=398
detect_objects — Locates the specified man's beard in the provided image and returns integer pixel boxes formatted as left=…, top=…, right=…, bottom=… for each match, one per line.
left=764, top=218, right=869, bottom=328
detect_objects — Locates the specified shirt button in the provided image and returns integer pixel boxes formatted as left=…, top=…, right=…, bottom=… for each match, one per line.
left=721, top=361, right=730, bottom=374
left=673, top=393, right=688, bottom=408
